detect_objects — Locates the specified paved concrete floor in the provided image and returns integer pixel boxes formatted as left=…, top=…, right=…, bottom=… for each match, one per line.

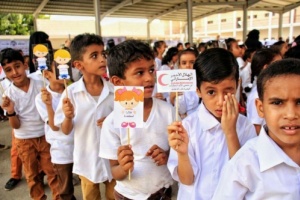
left=0, top=121, right=178, bottom=200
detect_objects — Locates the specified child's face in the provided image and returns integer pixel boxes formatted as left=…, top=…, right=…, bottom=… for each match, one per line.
left=120, top=99, right=139, bottom=109
left=2, top=60, right=27, bottom=85
left=197, top=77, right=237, bottom=120
left=230, top=42, right=242, bottom=58
left=76, top=44, right=106, bottom=76
left=113, top=58, right=155, bottom=99
left=179, top=53, right=196, bottom=69
left=256, top=75, right=300, bottom=147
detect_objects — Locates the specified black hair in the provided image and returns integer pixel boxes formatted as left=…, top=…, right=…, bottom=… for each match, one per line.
left=225, top=38, right=237, bottom=51
left=153, top=40, right=165, bottom=54
left=106, top=38, right=115, bottom=51
left=107, top=40, right=154, bottom=79
left=178, top=48, right=198, bottom=63
left=245, top=48, right=279, bottom=92
left=162, top=47, right=179, bottom=65
left=0, top=48, right=24, bottom=66
left=70, top=33, right=104, bottom=61
left=284, top=45, right=300, bottom=59
left=270, top=41, right=285, bottom=55
left=29, top=31, right=53, bottom=73
left=257, top=58, right=300, bottom=100
left=184, top=42, right=190, bottom=47
left=177, top=42, right=183, bottom=48
left=194, top=48, right=239, bottom=89
left=242, top=48, right=256, bottom=62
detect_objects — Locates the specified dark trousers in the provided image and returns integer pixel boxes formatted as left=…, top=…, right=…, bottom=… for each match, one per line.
left=53, top=163, right=76, bottom=200
left=113, top=186, right=172, bottom=200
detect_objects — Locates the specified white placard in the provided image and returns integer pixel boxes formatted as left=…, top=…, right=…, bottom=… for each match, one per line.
left=156, top=69, right=196, bottom=92
left=114, top=86, right=144, bottom=128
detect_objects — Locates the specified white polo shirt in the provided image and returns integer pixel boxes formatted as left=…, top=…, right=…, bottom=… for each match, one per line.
left=4, top=78, right=45, bottom=139
left=54, top=77, right=114, bottom=183
left=246, top=81, right=264, bottom=126
left=28, top=70, right=50, bottom=85
left=35, top=86, right=74, bottom=164
left=212, top=127, right=300, bottom=200
left=167, top=102, right=257, bottom=200
left=100, top=98, right=175, bottom=199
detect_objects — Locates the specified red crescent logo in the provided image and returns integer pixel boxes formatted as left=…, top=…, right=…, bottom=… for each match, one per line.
left=158, top=73, right=168, bottom=86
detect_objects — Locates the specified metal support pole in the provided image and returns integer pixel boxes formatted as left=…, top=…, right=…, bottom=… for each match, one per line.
left=94, top=0, right=101, bottom=35
left=242, top=5, right=248, bottom=42
left=147, top=21, right=151, bottom=42
left=289, top=9, right=295, bottom=43
left=187, top=0, right=193, bottom=44
left=278, top=12, right=283, bottom=39
left=268, top=12, right=272, bottom=40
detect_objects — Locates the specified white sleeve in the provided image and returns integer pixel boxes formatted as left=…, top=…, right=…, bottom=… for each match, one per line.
left=54, top=89, right=68, bottom=127
left=212, top=161, right=248, bottom=200
left=35, top=93, right=48, bottom=123
left=247, top=96, right=264, bottom=125
left=239, top=117, right=257, bottom=146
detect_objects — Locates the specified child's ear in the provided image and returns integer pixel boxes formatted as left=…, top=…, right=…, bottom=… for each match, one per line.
left=110, top=75, right=124, bottom=86
left=196, top=87, right=202, bottom=98
left=255, top=98, right=264, bottom=118
left=73, top=60, right=83, bottom=71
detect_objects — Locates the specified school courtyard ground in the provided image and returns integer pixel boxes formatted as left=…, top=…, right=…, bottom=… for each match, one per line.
left=0, top=121, right=178, bottom=200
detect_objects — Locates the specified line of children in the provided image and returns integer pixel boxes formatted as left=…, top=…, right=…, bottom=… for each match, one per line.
left=54, top=33, right=116, bottom=200
left=167, top=48, right=257, bottom=199
left=0, top=48, right=59, bottom=199
left=99, top=40, right=174, bottom=200
left=35, top=62, right=75, bottom=200
left=213, top=58, right=300, bottom=199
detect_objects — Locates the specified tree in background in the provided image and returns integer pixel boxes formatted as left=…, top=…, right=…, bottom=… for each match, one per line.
left=0, top=14, right=34, bottom=35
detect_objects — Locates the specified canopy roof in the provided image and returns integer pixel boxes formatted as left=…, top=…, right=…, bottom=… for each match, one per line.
left=1, top=0, right=300, bottom=21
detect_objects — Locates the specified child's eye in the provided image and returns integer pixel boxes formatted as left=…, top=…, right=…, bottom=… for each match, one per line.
left=207, top=90, right=215, bottom=95
left=125, top=102, right=127, bottom=105
left=271, top=100, right=282, bottom=105
left=137, top=71, right=144, bottom=75
left=91, top=54, right=97, bottom=59
left=131, top=102, right=133, bottom=105
left=296, top=100, right=300, bottom=105
left=149, top=68, right=155, bottom=73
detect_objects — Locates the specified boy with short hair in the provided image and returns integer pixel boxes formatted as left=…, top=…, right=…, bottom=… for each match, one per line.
left=35, top=62, right=75, bottom=200
left=0, top=48, right=59, bottom=199
left=99, top=40, right=174, bottom=199
left=167, top=48, right=257, bottom=199
left=212, top=58, right=300, bottom=199
left=54, top=33, right=115, bottom=200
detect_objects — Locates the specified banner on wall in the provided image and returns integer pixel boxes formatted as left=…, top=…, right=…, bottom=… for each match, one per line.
left=0, top=39, right=29, bottom=55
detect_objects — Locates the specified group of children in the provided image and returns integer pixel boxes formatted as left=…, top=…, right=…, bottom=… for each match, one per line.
left=0, top=33, right=299, bottom=200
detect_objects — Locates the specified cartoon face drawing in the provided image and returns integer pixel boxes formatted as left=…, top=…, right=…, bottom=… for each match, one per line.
left=119, top=98, right=139, bottom=109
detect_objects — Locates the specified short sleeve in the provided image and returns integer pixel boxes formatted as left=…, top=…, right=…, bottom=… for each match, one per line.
left=35, top=93, right=48, bottom=123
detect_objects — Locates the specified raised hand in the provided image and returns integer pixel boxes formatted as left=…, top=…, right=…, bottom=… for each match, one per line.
left=1, top=96, right=15, bottom=114
left=41, top=88, right=52, bottom=106
left=221, top=93, right=239, bottom=136
left=117, top=145, right=134, bottom=173
left=62, top=98, right=74, bottom=119
left=167, top=121, right=189, bottom=155
left=146, top=145, right=168, bottom=166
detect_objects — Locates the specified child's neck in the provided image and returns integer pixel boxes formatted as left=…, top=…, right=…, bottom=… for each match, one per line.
left=49, top=82, right=65, bottom=94
left=83, top=75, right=103, bottom=96
left=14, top=77, right=30, bottom=92
left=143, top=97, right=153, bottom=122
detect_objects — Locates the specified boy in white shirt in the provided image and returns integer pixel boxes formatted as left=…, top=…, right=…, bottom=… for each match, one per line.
left=167, top=48, right=257, bottom=200
left=213, top=58, right=300, bottom=200
left=54, top=33, right=115, bottom=200
left=99, top=40, right=174, bottom=200
left=35, top=62, right=75, bottom=199
left=0, top=49, right=59, bottom=199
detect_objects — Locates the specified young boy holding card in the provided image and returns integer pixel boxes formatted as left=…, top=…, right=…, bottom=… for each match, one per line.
left=167, top=48, right=257, bottom=199
left=212, top=59, right=300, bottom=200
left=99, top=40, right=174, bottom=199
left=35, top=59, right=75, bottom=200
left=54, top=33, right=115, bottom=200
left=0, top=48, right=59, bottom=199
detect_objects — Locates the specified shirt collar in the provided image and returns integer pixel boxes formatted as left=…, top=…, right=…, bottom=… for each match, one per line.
left=197, top=102, right=220, bottom=131
left=257, top=126, right=299, bottom=172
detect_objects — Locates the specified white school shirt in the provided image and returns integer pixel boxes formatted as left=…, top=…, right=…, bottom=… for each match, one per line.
left=246, top=81, right=264, bottom=126
left=54, top=77, right=114, bottom=183
left=4, top=78, right=45, bottom=139
left=155, top=57, right=162, bottom=71
left=28, top=70, right=50, bottom=85
left=35, top=86, right=74, bottom=164
left=167, top=102, right=257, bottom=200
left=100, top=98, right=175, bottom=200
left=177, top=91, right=199, bottom=116
left=212, top=127, right=300, bottom=200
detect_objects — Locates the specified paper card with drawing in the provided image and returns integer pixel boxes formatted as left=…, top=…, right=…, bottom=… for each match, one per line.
left=32, top=43, right=51, bottom=71
left=53, top=49, right=72, bottom=80
left=156, top=69, right=196, bottom=92
left=114, top=86, right=144, bottom=128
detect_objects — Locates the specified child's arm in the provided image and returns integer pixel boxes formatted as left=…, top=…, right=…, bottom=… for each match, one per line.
left=61, top=98, right=74, bottom=135
left=1, top=96, right=20, bottom=129
left=146, top=144, right=169, bottom=166
left=40, top=88, right=59, bottom=131
left=109, top=145, right=134, bottom=180
left=168, top=121, right=194, bottom=185
left=221, top=94, right=240, bottom=158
